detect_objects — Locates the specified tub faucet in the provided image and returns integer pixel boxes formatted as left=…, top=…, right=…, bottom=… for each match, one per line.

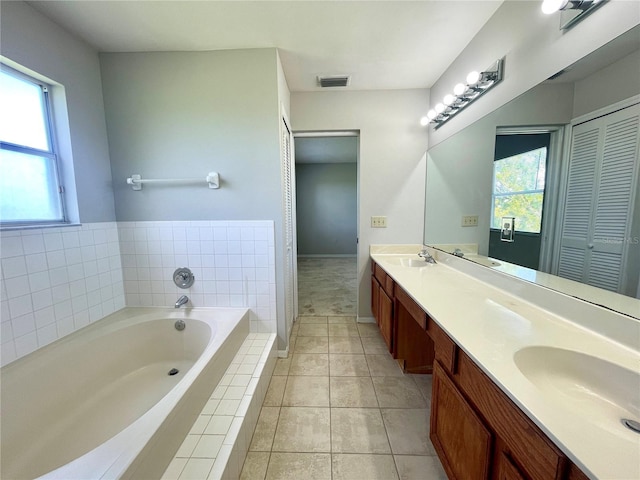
left=175, top=295, right=189, bottom=308
left=418, top=248, right=437, bottom=264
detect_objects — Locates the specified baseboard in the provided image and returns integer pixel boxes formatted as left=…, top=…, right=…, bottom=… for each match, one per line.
left=277, top=348, right=289, bottom=358
left=357, top=316, right=376, bottom=324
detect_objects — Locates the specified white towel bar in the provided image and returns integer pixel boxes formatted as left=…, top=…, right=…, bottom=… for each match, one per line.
left=126, top=172, right=220, bottom=190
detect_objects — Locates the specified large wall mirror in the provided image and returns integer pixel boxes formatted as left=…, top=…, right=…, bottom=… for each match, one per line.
left=424, top=25, right=640, bottom=319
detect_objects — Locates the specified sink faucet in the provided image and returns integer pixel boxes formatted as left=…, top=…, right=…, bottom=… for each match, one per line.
left=175, top=295, right=189, bottom=308
left=418, top=248, right=437, bottom=264
left=453, top=248, right=464, bottom=257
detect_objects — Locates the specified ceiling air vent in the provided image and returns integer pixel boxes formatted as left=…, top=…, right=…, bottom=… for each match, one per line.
left=317, top=75, right=351, bottom=88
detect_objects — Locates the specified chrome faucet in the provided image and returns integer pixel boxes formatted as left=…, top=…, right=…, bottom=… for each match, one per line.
left=175, top=295, right=189, bottom=308
left=453, top=248, right=464, bottom=257
left=418, top=248, right=437, bottom=264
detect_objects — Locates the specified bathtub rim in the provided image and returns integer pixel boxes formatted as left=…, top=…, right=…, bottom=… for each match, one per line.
left=0, top=306, right=250, bottom=480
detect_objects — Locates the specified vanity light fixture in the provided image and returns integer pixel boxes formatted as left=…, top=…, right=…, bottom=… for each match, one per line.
left=420, top=58, right=504, bottom=129
left=541, top=0, right=608, bottom=29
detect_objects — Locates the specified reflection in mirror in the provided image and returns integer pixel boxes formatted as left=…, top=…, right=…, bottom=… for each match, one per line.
left=424, top=26, right=640, bottom=318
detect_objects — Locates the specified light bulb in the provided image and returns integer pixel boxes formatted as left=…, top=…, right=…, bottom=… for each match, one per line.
left=541, top=0, right=569, bottom=14
left=419, top=116, right=430, bottom=126
left=435, top=103, right=445, bottom=114
left=466, top=71, right=481, bottom=85
left=453, top=83, right=466, bottom=96
left=443, top=94, right=455, bottom=105
left=427, top=109, right=437, bottom=120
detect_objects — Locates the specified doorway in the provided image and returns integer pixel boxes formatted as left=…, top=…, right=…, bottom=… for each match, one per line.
left=293, top=132, right=359, bottom=316
left=488, top=132, right=551, bottom=270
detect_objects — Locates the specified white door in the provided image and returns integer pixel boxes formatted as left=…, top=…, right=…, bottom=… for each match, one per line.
left=557, top=103, right=640, bottom=294
left=281, top=112, right=297, bottom=343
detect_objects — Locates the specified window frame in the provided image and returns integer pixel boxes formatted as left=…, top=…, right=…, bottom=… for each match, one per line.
left=0, top=64, right=67, bottom=227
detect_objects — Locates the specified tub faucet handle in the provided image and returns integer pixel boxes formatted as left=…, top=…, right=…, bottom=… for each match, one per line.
left=175, top=295, right=189, bottom=308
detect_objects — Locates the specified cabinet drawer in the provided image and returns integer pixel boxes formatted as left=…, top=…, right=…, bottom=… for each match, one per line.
left=395, top=287, right=427, bottom=329
left=374, top=263, right=386, bottom=284
left=427, top=320, right=457, bottom=374
left=457, top=352, right=566, bottom=480
left=384, top=275, right=394, bottom=297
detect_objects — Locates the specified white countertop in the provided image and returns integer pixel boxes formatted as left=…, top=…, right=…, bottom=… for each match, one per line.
left=370, top=245, right=640, bottom=480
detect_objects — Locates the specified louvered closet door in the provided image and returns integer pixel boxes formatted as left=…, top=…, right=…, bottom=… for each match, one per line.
left=281, top=115, right=296, bottom=341
left=558, top=104, right=640, bottom=292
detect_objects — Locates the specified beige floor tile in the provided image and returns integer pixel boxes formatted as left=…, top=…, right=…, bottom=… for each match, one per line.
left=381, top=409, right=435, bottom=455
left=410, top=374, right=433, bottom=404
left=329, top=336, right=364, bottom=354
left=282, top=376, right=330, bottom=407
left=366, top=354, right=404, bottom=376
left=265, top=453, right=331, bottom=480
left=372, top=376, right=428, bottom=408
left=272, top=357, right=291, bottom=376
left=328, top=316, right=356, bottom=324
left=249, top=407, right=280, bottom=452
left=361, top=336, right=389, bottom=355
left=240, top=451, right=270, bottom=480
left=394, top=455, right=447, bottom=480
left=328, top=323, right=360, bottom=337
left=294, top=336, right=329, bottom=354
left=330, top=377, right=378, bottom=407
left=298, top=316, right=328, bottom=324
left=263, top=376, right=287, bottom=406
left=298, top=324, right=328, bottom=336
left=332, top=454, right=399, bottom=480
left=329, top=354, right=370, bottom=376
left=289, top=353, right=329, bottom=376
left=330, top=408, right=391, bottom=454
left=272, top=407, right=331, bottom=452
left=357, top=323, right=382, bottom=337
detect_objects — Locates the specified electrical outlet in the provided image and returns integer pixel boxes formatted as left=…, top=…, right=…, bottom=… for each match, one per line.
left=371, top=216, right=387, bottom=228
left=461, top=215, right=478, bottom=227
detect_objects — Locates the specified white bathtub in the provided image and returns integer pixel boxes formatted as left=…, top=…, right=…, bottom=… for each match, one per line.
left=1, top=307, right=250, bottom=480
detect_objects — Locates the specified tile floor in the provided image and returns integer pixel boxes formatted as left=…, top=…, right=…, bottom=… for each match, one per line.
left=297, top=257, right=358, bottom=316
left=238, top=315, right=448, bottom=480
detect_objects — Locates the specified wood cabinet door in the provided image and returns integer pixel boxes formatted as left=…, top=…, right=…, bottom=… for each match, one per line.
left=431, top=361, right=492, bottom=480
left=371, top=275, right=380, bottom=325
left=497, top=452, right=527, bottom=480
left=379, top=288, right=393, bottom=351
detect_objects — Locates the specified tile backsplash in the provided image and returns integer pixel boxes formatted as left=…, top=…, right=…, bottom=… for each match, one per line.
left=1, top=223, right=125, bottom=366
left=117, top=221, right=277, bottom=335
left=0, top=220, right=278, bottom=367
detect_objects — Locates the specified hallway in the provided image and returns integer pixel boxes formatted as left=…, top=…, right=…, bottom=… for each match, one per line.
left=239, top=257, right=447, bottom=479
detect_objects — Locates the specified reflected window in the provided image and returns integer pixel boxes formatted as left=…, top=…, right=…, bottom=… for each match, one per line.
left=491, top=147, right=547, bottom=233
left=0, top=66, right=65, bottom=225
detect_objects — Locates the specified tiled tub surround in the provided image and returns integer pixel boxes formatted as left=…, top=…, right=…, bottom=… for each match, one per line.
left=118, top=221, right=277, bottom=334
left=161, top=332, right=277, bottom=480
left=370, top=245, right=640, bottom=480
left=1, top=307, right=253, bottom=480
left=0, top=222, right=125, bottom=366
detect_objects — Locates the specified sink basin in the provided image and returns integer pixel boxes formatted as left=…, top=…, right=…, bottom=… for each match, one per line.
left=383, top=257, right=432, bottom=268
left=514, top=346, right=640, bottom=435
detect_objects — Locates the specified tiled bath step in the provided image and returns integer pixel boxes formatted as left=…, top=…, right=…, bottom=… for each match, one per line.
left=161, top=333, right=278, bottom=480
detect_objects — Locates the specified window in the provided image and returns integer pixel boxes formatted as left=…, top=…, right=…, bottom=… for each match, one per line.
left=491, top=147, right=547, bottom=233
left=0, top=66, right=65, bottom=226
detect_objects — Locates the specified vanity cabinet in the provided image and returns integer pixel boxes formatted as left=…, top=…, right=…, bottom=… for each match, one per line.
left=370, top=259, right=591, bottom=480
left=371, top=262, right=394, bottom=351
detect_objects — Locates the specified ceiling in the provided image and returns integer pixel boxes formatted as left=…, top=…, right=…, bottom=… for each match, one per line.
left=27, top=0, right=504, bottom=92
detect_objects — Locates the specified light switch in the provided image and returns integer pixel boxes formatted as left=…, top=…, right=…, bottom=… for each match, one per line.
left=461, top=215, right=478, bottom=227
left=371, top=216, right=387, bottom=228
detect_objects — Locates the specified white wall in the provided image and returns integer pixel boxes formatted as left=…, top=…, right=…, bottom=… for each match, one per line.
left=428, top=0, right=640, bottom=148
left=0, top=1, right=116, bottom=223
left=291, top=89, right=429, bottom=319
left=296, top=163, right=357, bottom=255
left=100, top=48, right=290, bottom=347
